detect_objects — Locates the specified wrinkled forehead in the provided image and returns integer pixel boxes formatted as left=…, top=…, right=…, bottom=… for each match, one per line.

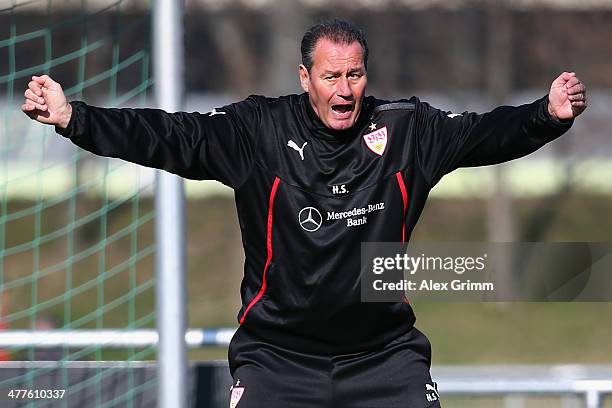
left=311, top=39, right=365, bottom=72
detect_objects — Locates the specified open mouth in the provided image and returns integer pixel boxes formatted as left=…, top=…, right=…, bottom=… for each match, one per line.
left=331, top=104, right=354, bottom=115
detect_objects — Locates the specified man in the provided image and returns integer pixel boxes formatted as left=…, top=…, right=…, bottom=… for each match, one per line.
left=23, top=19, right=586, bottom=408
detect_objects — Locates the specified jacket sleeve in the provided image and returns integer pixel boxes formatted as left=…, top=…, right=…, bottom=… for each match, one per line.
left=56, top=96, right=262, bottom=188
left=415, top=95, right=573, bottom=187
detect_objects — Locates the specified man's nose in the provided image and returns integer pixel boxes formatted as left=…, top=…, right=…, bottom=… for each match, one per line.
left=336, top=77, right=352, bottom=98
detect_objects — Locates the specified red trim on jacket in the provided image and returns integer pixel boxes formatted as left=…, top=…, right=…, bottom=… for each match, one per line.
left=395, top=171, right=411, bottom=305
left=239, top=176, right=281, bottom=325
left=395, top=172, right=408, bottom=243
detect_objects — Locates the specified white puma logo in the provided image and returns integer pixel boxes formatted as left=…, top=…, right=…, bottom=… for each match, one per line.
left=207, top=108, right=226, bottom=116
left=287, top=140, right=308, bottom=161
left=426, top=383, right=440, bottom=398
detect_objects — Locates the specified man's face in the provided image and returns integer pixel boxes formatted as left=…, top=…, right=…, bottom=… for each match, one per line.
left=299, top=39, right=367, bottom=131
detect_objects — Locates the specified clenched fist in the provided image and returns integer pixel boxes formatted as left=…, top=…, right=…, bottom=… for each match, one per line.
left=548, top=72, right=587, bottom=121
left=21, top=75, right=72, bottom=129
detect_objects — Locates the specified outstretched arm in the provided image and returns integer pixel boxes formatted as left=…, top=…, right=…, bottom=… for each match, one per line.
left=21, top=75, right=262, bottom=188
left=416, top=72, right=587, bottom=186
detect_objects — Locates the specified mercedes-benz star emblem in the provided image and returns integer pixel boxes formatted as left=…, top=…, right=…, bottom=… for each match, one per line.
left=298, top=207, right=322, bottom=232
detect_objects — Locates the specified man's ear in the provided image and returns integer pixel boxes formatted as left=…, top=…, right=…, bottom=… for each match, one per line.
left=299, top=64, right=310, bottom=93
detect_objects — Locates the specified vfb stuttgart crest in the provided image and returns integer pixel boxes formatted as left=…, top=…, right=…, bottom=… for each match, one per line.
left=363, top=126, right=388, bottom=156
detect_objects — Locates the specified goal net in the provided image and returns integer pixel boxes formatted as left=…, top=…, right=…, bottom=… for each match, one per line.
left=1, top=0, right=158, bottom=405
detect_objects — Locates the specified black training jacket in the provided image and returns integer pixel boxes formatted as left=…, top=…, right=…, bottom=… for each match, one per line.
left=58, top=93, right=572, bottom=354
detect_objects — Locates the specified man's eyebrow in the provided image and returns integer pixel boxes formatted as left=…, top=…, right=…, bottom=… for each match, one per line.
left=320, top=68, right=363, bottom=76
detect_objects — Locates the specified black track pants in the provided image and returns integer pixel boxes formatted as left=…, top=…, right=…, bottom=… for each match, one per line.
left=228, top=326, right=442, bottom=408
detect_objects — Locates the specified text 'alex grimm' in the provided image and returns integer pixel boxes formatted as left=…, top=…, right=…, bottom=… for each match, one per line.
left=372, top=279, right=495, bottom=292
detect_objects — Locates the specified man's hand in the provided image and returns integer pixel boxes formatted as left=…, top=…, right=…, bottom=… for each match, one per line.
left=547, top=71, right=587, bottom=121
left=21, top=75, right=72, bottom=129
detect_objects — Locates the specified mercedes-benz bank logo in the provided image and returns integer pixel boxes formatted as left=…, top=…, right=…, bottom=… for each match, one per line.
left=298, top=207, right=322, bottom=232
